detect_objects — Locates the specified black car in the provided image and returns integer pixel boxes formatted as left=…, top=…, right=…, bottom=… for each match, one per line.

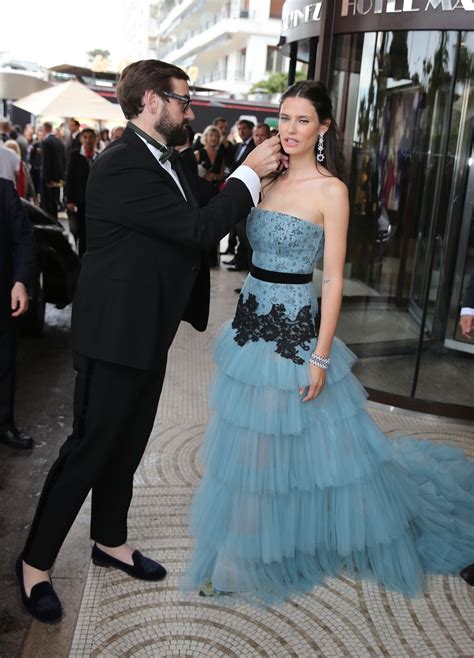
left=21, top=200, right=80, bottom=335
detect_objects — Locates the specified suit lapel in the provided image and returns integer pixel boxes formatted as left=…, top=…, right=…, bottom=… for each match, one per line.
left=172, top=158, right=198, bottom=209
left=123, top=127, right=192, bottom=204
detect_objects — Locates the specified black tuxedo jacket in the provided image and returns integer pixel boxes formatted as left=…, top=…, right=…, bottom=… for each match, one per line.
left=41, top=134, right=65, bottom=183
left=72, top=127, right=254, bottom=370
left=0, top=179, right=35, bottom=317
left=178, top=146, right=198, bottom=177
left=231, top=139, right=256, bottom=172
left=65, top=150, right=93, bottom=209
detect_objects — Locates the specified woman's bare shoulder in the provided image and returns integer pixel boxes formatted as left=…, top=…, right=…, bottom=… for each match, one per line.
left=318, top=175, right=348, bottom=199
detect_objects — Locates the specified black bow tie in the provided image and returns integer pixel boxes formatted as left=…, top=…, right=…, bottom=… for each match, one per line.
left=127, top=121, right=177, bottom=163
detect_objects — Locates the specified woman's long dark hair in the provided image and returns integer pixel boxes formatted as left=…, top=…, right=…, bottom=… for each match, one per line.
left=280, top=80, right=345, bottom=182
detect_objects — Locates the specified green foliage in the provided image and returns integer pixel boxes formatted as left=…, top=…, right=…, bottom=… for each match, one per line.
left=250, top=70, right=306, bottom=94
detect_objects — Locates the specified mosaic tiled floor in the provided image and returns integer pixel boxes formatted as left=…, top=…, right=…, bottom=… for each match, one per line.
left=69, top=269, right=474, bottom=657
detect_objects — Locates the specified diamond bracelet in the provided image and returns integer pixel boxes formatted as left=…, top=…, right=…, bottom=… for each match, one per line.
left=309, top=353, right=330, bottom=369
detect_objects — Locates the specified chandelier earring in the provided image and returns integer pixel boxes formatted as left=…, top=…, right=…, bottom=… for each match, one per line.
left=316, top=133, right=325, bottom=163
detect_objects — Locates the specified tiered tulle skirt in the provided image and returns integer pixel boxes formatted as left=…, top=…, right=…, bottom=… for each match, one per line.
left=182, top=322, right=474, bottom=604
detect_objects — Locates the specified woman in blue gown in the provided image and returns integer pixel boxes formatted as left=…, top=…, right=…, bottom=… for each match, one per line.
left=183, top=81, right=474, bottom=605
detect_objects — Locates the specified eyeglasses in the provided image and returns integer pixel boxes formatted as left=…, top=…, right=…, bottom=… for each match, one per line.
left=159, top=90, right=192, bottom=113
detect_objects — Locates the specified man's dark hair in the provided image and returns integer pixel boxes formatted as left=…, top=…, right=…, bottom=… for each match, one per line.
left=43, top=121, right=53, bottom=132
left=238, top=119, right=254, bottom=130
left=254, top=122, right=270, bottom=134
left=70, top=118, right=80, bottom=128
left=80, top=128, right=96, bottom=138
left=117, top=59, right=189, bottom=119
left=212, top=116, right=226, bottom=126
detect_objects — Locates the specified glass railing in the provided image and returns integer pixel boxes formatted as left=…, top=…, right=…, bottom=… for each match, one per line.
left=199, top=69, right=251, bottom=83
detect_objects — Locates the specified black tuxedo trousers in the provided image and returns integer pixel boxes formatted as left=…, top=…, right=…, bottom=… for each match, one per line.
left=23, top=353, right=167, bottom=569
left=22, top=127, right=254, bottom=570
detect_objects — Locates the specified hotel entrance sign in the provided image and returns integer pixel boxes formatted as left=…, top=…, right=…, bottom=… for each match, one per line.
left=281, top=0, right=474, bottom=40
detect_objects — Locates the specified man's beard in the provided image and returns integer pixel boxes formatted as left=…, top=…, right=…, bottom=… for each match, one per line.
left=154, top=107, right=187, bottom=146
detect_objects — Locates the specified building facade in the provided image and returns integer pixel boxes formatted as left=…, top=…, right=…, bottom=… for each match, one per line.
left=280, top=0, right=474, bottom=415
left=154, top=0, right=286, bottom=94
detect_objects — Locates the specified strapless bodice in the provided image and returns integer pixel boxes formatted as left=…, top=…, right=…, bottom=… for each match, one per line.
left=247, top=208, right=324, bottom=275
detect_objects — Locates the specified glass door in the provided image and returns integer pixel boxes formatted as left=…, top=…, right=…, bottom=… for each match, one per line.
left=445, top=119, right=474, bottom=353
left=408, top=32, right=459, bottom=332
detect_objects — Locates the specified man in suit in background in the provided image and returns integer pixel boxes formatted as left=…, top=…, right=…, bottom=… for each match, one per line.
left=230, top=119, right=256, bottom=173
left=177, top=124, right=198, bottom=177
left=459, top=270, right=474, bottom=340
left=213, top=116, right=234, bottom=171
left=40, top=122, right=65, bottom=217
left=66, top=128, right=99, bottom=256
left=253, top=122, right=271, bottom=146
left=18, top=59, right=284, bottom=623
left=225, top=119, right=257, bottom=272
left=110, top=125, right=125, bottom=142
left=0, top=179, right=36, bottom=450
left=67, top=118, right=82, bottom=154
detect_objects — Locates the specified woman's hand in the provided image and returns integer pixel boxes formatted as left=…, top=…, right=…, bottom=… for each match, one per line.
left=300, top=364, right=326, bottom=402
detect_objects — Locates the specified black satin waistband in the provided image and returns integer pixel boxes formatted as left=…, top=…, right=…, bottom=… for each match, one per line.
left=250, top=265, right=313, bottom=284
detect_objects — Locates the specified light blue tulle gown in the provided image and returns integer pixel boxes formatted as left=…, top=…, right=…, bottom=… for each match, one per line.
left=183, top=208, right=474, bottom=604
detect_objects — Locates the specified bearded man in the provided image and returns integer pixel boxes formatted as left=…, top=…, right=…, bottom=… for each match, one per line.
left=17, top=60, right=284, bottom=623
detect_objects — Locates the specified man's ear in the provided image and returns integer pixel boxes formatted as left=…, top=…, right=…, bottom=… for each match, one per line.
left=142, top=89, right=160, bottom=115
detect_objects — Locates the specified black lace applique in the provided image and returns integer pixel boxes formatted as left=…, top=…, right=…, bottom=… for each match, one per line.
left=232, top=293, right=315, bottom=365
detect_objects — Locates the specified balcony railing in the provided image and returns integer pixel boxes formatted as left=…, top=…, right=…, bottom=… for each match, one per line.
left=199, top=69, right=252, bottom=84
left=160, top=8, right=257, bottom=57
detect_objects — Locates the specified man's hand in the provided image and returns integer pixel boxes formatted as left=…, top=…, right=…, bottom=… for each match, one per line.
left=11, top=282, right=29, bottom=317
left=243, top=135, right=287, bottom=179
left=460, top=314, right=473, bottom=339
left=66, top=202, right=77, bottom=212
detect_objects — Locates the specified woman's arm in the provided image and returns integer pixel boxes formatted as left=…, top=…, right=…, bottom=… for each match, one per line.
left=316, top=179, right=349, bottom=356
left=302, top=179, right=349, bottom=401
left=194, top=150, right=201, bottom=163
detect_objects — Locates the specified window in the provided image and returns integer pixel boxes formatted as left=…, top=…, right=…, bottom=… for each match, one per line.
left=266, top=46, right=283, bottom=73
left=270, top=0, right=284, bottom=19
left=238, top=48, right=247, bottom=78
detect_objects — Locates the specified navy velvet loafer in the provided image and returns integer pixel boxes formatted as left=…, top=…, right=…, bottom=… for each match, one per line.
left=15, top=558, right=62, bottom=624
left=460, top=563, right=474, bottom=586
left=91, top=544, right=167, bottom=581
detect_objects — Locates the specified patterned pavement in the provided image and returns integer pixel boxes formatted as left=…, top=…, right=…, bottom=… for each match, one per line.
left=64, top=268, right=474, bottom=657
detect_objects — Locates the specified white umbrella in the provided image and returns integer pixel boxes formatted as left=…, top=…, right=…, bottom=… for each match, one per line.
left=13, top=79, right=124, bottom=122
left=0, top=71, right=52, bottom=100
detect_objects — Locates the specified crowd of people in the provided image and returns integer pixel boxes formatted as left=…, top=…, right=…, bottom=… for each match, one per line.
left=176, top=117, right=273, bottom=268
left=0, top=118, right=125, bottom=255
left=0, top=113, right=274, bottom=267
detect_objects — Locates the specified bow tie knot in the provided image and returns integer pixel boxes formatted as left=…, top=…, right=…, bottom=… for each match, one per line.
left=158, top=146, right=177, bottom=164
left=127, top=121, right=177, bottom=164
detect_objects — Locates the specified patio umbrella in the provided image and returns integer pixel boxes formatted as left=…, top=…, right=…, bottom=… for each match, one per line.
left=13, top=79, right=124, bottom=122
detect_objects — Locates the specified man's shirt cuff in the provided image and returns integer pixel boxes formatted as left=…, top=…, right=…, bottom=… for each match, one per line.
left=460, top=307, right=474, bottom=316
left=228, top=165, right=261, bottom=206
